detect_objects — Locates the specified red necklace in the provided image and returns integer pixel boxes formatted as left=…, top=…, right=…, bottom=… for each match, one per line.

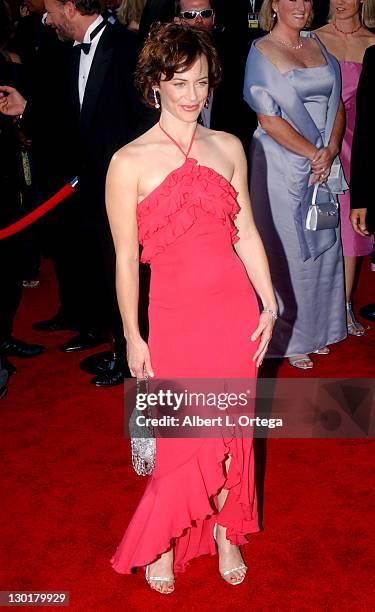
left=332, top=20, right=362, bottom=35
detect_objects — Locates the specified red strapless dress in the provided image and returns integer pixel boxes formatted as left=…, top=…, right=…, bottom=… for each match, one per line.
left=111, top=130, right=260, bottom=575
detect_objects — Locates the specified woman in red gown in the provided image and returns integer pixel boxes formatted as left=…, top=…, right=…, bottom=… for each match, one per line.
left=106, top=23, right=277, bottom=594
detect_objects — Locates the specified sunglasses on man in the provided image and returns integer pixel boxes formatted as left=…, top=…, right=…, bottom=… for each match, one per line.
left=179, top=9, right=215, bottom=20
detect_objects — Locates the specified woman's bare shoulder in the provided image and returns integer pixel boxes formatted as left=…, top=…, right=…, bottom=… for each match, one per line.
left=314, top=24, right=331, bottom=34
left=110, top=126, right=159, bottom=173
left=204, top=130, right=245, bottom=161
left=203, top=128, right=242, bottom=149
left=364, top=31, right=375, bottom=47
left=253, top=35, right=274, bottom=57
left=314, top=24, right=333, bottom=41
left=255, top=35, right=271, bottom=50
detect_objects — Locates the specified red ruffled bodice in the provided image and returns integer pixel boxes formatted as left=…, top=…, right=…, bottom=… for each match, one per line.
left=137, top=158, right=240, bottom=263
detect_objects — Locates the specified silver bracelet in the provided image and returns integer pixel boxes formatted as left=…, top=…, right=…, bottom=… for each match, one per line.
left=262, top=307, right=278, bottom=320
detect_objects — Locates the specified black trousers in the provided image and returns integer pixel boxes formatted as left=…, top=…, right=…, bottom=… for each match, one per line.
left=43, top=182, right=126, bottom=351
left=39, top=180, right=149, bottom=354
left=76, top=207, right=126, bottom=352
left=0, top=234, right=24, bottom=343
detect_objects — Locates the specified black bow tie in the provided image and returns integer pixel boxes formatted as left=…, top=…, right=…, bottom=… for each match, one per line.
left=75, top=41, right=91, bottom=55
left=74, top=19, right=106, bottom=55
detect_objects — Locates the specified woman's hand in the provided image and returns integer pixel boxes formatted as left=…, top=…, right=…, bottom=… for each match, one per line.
left=350, top=208, right=369, bottom=236
left=310, top=146, right=336, bottom=183
left=251, top=311, right=276, bottom=368
left=127, top=337, right=154, bottom=379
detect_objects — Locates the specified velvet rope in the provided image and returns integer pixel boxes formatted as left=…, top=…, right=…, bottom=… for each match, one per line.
left=0, top=178, right=78, bottom=241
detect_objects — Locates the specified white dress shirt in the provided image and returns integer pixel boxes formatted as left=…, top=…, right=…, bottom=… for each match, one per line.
left=74, top=16, right=106, bottom=107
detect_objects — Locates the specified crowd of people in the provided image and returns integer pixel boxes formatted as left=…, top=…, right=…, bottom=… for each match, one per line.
left=0, top=0, right=254, bottom=396
left=0, top=0, right=374, bottom=595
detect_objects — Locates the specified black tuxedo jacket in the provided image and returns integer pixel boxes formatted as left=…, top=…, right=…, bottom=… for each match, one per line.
left=20, top=21, right=73, bottom=199
left=65, top=25, right=157, bottom=219
left=209, top=26, right=258, bottom=148
left=350, top=44, right=375, bottom=234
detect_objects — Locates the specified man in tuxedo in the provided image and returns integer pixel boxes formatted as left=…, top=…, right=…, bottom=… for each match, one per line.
left=1, top=0, right=157, bottom=385
left=350, top=43, right=375, bottom=322
left=44, top=0, right=157, bottom=384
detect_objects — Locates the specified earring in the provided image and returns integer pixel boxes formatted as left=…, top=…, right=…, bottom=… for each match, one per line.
left=272, top=11, right=277, bottom=18
left=153, top=89, right=160, bottom=109
left=204, top=95, right=210, bottom=109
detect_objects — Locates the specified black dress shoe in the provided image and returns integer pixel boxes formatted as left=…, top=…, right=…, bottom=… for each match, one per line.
left=60, top=332, right=107, bottom=353
left=33, top=313, right=79, bottom=332
left=0, top=337, right=45, bottom=358
left=359, top=303, right=375, bottom=322
left=80, top=351, right=115, bottom=375
left=2, top=355, right=17, bottom=376
left=91, top=357, right=130, bottom=387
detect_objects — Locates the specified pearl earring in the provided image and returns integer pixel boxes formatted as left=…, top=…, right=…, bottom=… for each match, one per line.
left=153, top=89, right=160, bottom=109
left=272, top=11, right=277, bottom=18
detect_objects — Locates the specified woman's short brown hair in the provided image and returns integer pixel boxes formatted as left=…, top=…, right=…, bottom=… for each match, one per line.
left=135, top=22, right=222, bottom=107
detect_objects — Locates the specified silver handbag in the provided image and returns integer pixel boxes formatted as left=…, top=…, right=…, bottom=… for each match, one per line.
left=129, top=376, right=156, bottom=476
left=305, top=182, right=339, bottom=231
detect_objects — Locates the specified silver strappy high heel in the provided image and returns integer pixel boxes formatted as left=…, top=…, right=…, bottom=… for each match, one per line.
left=213, top=523, right=248, bottom=586
left=346, top=301, right=366, bottom=336
left=145, top=564, right=175, bottom=594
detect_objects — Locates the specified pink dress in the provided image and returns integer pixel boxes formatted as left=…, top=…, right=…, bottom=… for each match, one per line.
left=338, top=61, right=374, bottom=256
left=111, top=129, right=259, bottom=575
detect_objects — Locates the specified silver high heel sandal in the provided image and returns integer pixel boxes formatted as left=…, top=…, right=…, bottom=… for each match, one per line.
left=288, top=354, right=313, bottom=369
left=213, top=523, right=248, bottom=586
left=346, top=302, right=366, bottom=336
left=313, top=346, right=330, bottom=355
left=145, top=564, right=175, bottom=594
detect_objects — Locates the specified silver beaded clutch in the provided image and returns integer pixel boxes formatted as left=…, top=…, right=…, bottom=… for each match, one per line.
left=129, top=376, right=156, bottom=476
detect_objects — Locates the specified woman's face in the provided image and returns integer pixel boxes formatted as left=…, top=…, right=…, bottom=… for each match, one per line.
left=330, top=0, right=362, bottom=20
left=155, top=54, right=209, bottom=122
left=272, top=0, right=312, bottom=31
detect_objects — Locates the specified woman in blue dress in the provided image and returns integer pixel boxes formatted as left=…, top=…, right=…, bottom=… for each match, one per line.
left=244, top=0, right=347, bottom=369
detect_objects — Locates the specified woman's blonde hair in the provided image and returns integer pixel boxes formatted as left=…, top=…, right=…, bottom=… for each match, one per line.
left=328, top=0, right=375, bottom=28
left=259, top=0, right=314, bottom=32
left=117, top=0, right=146, bottom=28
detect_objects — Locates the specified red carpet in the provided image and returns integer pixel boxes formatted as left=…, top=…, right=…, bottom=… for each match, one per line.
left=1, top=258, right=374, bottom=610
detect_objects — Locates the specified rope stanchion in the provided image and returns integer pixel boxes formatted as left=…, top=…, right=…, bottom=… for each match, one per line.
left=0, top=177, right=78, bottom=241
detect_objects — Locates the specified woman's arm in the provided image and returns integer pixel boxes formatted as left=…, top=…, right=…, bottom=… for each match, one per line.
left=258, top=113, right=318, bottom=159
left=310, top=100, right=345, bottom=178
left=106, top=149, right=154, bottom=378
left=258, top=99, right=345, bottom=182
left=227, top=136, right=278, bottom=366
left=328, top=99, right=345, bottom=154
